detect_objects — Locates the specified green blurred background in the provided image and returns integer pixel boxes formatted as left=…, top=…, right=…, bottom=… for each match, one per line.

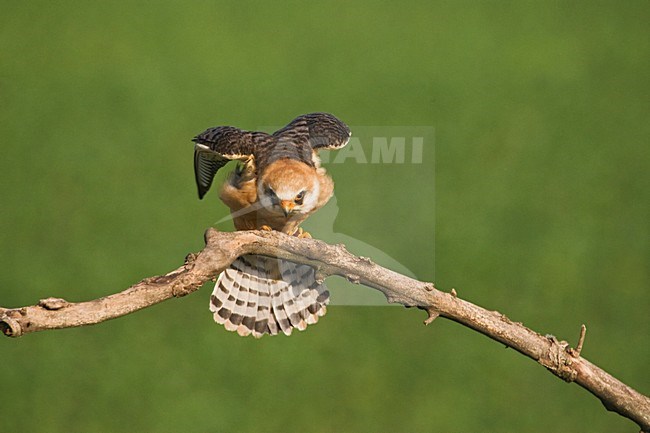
left=1, top=1, right=648, bottom=431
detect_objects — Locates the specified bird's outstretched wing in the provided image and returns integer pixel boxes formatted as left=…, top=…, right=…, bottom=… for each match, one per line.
left=192, top=127, right=268, bottom=199
left=273, top=112, right=351, bottom=151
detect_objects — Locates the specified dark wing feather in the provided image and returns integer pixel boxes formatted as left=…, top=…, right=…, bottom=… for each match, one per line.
left=192, top=126, right=265, bottom=199
left=273, top=112, right=351, bottom=151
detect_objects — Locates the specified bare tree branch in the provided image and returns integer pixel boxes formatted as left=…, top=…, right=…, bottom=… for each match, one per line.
left=1, top=228, right=648, bottom=431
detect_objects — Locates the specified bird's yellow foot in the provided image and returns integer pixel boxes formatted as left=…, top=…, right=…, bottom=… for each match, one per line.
left=294, top=227, right=312, bottom=239
left=260, top=225, right=273, bottom=231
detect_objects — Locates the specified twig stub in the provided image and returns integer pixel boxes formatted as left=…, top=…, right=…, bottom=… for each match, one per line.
left=574, top=324, right=587, bottom=357
left=0, top=229, right=648, bottom=431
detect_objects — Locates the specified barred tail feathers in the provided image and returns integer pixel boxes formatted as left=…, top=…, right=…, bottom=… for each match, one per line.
left=209, top=255, right=329, bottom=337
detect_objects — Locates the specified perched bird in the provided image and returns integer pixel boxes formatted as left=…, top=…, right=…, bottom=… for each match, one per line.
left=193, top=113, right=351, bottom=337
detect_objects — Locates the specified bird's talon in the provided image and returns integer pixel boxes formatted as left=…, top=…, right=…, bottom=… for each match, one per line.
left=260, top=225, right=273, bottom=232
left=294, top=227, right=312, bottom=239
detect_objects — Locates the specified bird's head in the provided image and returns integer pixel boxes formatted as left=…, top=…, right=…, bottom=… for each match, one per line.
left=258, top=159, right=320, bottom=217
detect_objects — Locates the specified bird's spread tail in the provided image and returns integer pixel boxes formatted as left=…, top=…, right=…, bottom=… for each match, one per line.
left=209, top=254, right=329, bottom=337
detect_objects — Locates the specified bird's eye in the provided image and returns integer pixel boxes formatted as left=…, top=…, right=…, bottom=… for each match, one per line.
left=295, top=191, right=306, bottom=205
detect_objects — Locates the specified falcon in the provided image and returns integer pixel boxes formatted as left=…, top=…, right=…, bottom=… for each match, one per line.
left=192, top=112, right=351, bottom=337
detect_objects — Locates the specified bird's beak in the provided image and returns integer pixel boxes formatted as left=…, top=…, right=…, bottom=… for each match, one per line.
left=280, top=200, right=294, bottom=217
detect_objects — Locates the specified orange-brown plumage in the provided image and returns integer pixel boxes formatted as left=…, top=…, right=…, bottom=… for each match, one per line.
left=192, top=113, right=350, bottom=337
left=220, top=158, right=334, bottom=234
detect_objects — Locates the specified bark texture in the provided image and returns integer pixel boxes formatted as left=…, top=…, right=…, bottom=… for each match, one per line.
left=1, top=228, right=648, bottom=431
